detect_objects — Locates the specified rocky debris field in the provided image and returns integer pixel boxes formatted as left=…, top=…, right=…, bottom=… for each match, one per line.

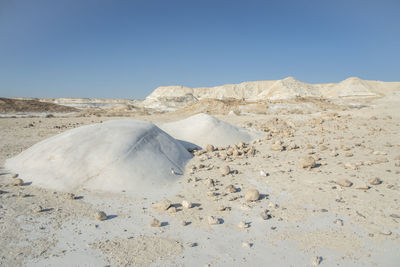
left=0, top=98, right=399, bottom=266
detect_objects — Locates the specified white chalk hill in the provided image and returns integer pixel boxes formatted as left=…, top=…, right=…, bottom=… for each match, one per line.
left=5, top=120, right=192, bottom=193
left=159, top=113, right=264, bottom=149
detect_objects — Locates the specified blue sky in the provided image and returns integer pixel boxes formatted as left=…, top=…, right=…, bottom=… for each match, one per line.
left=0, top=0, right=399, bottom=99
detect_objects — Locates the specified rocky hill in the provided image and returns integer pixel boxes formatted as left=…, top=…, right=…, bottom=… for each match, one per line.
left=142, top=77, right=400, bottom=110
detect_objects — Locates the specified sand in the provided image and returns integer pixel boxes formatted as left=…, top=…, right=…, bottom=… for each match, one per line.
left=5, top=120, right=192, bottom=193
left=0, top=92, right=399, bottom=266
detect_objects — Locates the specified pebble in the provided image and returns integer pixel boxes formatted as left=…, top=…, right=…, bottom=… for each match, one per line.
left=369, top=177, right=382, bottom=185
left=152, top=200, right=172, bottom=211
left=260, top=210, right=271, bottom=220
left=299, top=156, right=316, bottom=169
left=218, top=205, right=227, bottom=211
left=182, top=200, right=193, bottom=209
left=65, top=193, right=76, bottom=200
left=11, top=178, right=24, bottom=186
left=336, top=179, right=353, bottom=187
left=220, top=166, right=231, bottom=176
left=187, top=242, right=196, bottom=247
left=34, top=205, right=44, bottom=213
left=94, top=211, right=107, bottom=221
left=168, top=207, right=177, bottom=213
left=312, top=256, right=323, bottom=266
left=238, top=221, right=249, bottom=229
left=245, top=189, right=260, bottom=202
left=150, top=218, right=162, bottom=227
left=207, top=216, right=220, bottom=225
left=225, top=184, right=237, bottom=193
left=334, top=219, right=344, bottom=226
left=242, top=242, right=251, bottom=248
left=206, top=144, right=215, bottom=152
left=271, top=143, right=284, bottom=151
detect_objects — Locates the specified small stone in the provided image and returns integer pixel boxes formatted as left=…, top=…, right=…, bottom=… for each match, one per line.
left=299, top=156, right=316, bottom=169
left=217, top=205, right=227, bottom=211
left=225, top=184, right=237, bottom=193
left=152, top=200, right=172, bottom=211
left=380, top=230, right=392, bottom=236
left=336, top=179, right=353, bottom=187
left=355, top=185, right=370, bottom=190
left=238, top=221, right=249, bottom=229
left=206, top=144, right=215, bottom=152
left=334, top=219, right=344, bottom=226
left=312, top=256, right=323, bottom=266
left=331, top=150, right=339, bottom=157
left=242, top=242, right=251, bottom=248
left=271, top=143, right=284, bottom=151
left=181, top=220, right=188, bottom=226
left=205, top=178, right=215, bottom=187
left=220, top=166, right=231, bottom=176
left=11, top=178, right=24, bottom=186
left=207, top=216, right=220, bottom=225
left=150, top=218, right=162, bottom=227
left=94, top=211, right=107, bottom=221
left=268, top=202, right=279, bottom=209
left=369, top=177, right=382, bottom=185
left=187, top=242, right=196, bottom=247
left=182, top=200, right=193, bottom=209
left=260, top=210, right=271, bottom=220
left=168, top=206, right=177, bottom=213
left=320, top=145, right=328, bottom=151
left=34, top=205, right=44, bottom=213
left=65, top=193, right=75, bottom=200
left=245, top=189, right=260, bottom=202
left=345, top=152, right=353, bottom=157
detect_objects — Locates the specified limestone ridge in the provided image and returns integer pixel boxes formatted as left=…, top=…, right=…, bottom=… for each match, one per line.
left=142, top=77, right=400, bottom=110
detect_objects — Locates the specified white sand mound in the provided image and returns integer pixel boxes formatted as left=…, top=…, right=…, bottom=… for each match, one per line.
left=159, top=113, right=264, bottom=148
left=5, top=120, right=192, bottom=193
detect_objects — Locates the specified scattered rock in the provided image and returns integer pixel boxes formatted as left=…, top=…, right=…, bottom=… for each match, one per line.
left=182, top=200, right=193, bottom=209
left=225, top=184, right=238, bottom=193
left=206, top=144, right=215, bottom=152
left=271, top=142, right=284, bottom=151
left=238, top=221, right=249, bottom=229
left=299, top=156, right=316, bottom=169
left=220, top=166, right=231, bottom=176
left=11, top=178, right=24, bottom=186
left=242, top=242, right=251, bottom=248
left=152, top=200, right=172, bottom=211
left=207, top=216, right=220, bottom=225
left=94, top=211, right=107, bottom=221
left=150, top=218, right=162, bottom=227
left=65, top=193, right=76, bottom=200
left=334, top=219, right=344, bottom=226
left=245, top=189, right=260, bottom=202
left=345, top=152, right=353, bottom=157
left=260, top=210, right=271, bottom=220
left=168, top=207, right=177, bottom=213
left=369, top=177, right=382, bottom=185
left=336, top=179, right=353, bottom=187
left=218, top=205, right=227, bottom=211
left=312, top=256, right=323, bottom=266
left=34, top=205, right=44, bottom=213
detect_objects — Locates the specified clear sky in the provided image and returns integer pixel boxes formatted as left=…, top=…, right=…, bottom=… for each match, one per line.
left=1, top=0, right=399, bottom=99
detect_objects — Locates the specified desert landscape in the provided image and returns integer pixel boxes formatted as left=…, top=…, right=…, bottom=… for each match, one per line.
left=1, top=77, right=399, bottom=266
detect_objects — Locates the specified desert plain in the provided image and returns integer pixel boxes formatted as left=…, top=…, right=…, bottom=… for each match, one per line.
left=0, top=77, right=400, bottom=266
